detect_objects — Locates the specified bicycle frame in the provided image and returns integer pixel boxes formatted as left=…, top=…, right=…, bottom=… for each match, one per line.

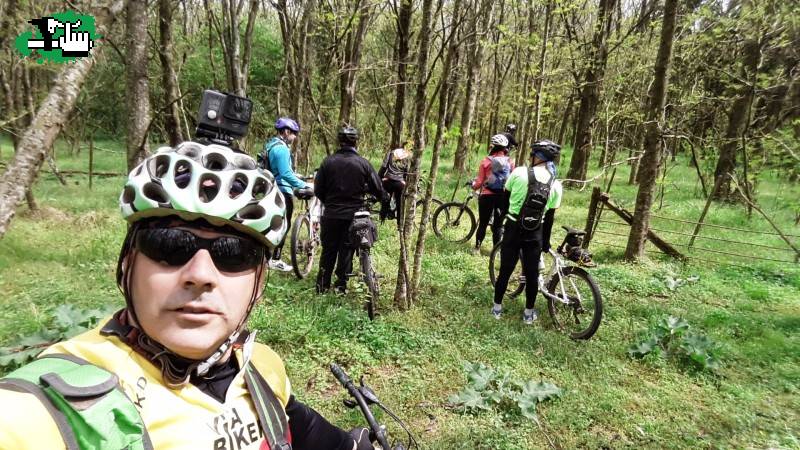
left=451, top=190, right=478, bottom=222
left=539, top=249, right=581, bottom=306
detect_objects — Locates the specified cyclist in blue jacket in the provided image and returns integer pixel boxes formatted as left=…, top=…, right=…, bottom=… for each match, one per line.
left=261, top=117, right=311, bottom=272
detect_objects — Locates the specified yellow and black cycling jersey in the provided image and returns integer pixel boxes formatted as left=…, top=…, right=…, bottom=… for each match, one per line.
left=0, top=319, right=354, bottom=450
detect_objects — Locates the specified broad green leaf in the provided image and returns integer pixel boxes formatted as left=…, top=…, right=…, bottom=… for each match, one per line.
left=17, top=331, right=58, bottom=347
left=448, top=386, right=490, bottom=410
left=662, top=316, right=689, bottom=335
left=485, top=389, right=504, bottom=405
left=0, top=348, right=42, bottom=370
left=517, top=395, right=538, bottom=420
left=53, top=304, right=86, bottom=330
left=519, top=380, right=562, bottom=403
left=465, top=362, right=496, bottom=391
left=628, top=336, right=659, bottom=357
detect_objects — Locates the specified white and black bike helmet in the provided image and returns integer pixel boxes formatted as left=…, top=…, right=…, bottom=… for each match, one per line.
left=490, top=134, right=509, bottom=148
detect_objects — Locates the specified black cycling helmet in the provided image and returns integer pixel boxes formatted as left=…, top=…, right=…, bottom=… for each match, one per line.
left=337, top=126, right=359, bottom=146
left=505, top=123, right=517, bottom=134
left=530, top=139, right=561, bottom=162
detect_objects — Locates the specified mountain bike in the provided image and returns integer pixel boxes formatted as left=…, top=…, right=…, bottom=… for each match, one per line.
left=431, top=182, right=479, bottom=243
left=350, top=197, right=381, bottom=320
left=290, top=183, right=322, bottom=279
left=488, top=226, right=603, bottom=339
left=330, top=363, right=419, bottom=450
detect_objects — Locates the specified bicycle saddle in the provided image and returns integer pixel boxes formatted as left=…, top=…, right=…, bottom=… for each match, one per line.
left=562, top=225, right=586, bottom=236
left=293, top=187, right=314, bottom=200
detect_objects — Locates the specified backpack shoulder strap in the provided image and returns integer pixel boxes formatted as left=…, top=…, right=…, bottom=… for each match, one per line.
left=244, top=363, right=292, bottom=450
left=0, top=354, right=153, bottom=450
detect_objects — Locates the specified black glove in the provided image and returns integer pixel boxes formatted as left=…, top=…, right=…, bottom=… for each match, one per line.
left=350, top=427, right=373, bottom=450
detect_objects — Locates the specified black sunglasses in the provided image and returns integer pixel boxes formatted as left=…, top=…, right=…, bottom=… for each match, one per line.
left=134, top=227, right=265, bottom=273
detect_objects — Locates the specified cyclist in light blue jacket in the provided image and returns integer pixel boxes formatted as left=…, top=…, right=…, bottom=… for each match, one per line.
left=260, top=117, right=311, bottom=272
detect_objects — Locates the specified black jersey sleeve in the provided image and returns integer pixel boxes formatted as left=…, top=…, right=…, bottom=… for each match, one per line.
left=286, top=395, right=354, bottom=450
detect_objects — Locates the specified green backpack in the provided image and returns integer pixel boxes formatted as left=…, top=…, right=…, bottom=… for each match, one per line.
left=0, top=354, right=152, bottom=450
left=0, top=353, right=292, bottom=450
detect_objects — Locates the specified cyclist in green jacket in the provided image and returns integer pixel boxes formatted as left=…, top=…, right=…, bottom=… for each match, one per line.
left=492, top=140, right=563, bottom=324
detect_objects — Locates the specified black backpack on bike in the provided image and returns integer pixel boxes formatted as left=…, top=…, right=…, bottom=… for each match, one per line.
left=518, top=167, right=554, bottom=232
left=348, top=212, right=378, bottom=249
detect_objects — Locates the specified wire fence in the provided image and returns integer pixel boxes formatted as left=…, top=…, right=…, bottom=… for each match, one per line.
left=586, top=189, right=800, bottom=266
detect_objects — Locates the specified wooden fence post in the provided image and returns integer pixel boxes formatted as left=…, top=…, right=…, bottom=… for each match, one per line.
left=584, top=186, right=601, bottom=248
left=600, top=192, right=685, bottom=260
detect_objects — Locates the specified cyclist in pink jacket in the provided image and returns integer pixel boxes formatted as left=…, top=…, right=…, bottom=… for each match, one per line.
left=471, top=134, right=515, bottom=253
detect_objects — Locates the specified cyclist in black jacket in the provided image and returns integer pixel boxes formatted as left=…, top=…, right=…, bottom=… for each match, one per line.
left=314, top=126, right=384, bottom=293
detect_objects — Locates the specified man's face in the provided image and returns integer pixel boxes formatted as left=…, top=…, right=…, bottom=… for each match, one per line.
left=129, top=227, right=264, bottom=360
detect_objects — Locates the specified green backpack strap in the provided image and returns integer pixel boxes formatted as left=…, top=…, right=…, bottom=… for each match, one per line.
left=243, top=363, right=291, bottom=450
left=0, top=354, right=153, bottom=450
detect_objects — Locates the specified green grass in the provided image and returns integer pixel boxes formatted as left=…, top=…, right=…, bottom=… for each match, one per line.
left=1, top=138, right=798, bottom=449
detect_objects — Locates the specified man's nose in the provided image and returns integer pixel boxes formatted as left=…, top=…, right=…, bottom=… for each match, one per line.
left=179, top=249, right=218, bottom=292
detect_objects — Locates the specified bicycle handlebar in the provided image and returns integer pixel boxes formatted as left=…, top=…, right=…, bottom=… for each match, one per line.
left=330, top=363, right=393, bottom=450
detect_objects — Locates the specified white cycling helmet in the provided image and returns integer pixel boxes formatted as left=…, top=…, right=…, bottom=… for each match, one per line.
left=490, top=134, right=509, bottom=148
left=120, top=141, right=287, bottom=248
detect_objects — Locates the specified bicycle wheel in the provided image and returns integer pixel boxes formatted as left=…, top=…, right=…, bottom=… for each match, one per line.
left=413, top=198, right=443, bottom=229
left=432, top=202, right=476, bottom=243
left=546, top=266, right=602, bottom=339
left=359, top=250, right=380, bottom=320
left=488, top=241, right=525, bottom=298
left=290, top=215, right=316, bottom=279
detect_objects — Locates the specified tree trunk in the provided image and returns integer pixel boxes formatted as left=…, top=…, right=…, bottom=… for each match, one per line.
left=125, top=0, right=151, bottom=171
left=557, top=94, right=574, bottom=147
left=219, top=0, right=258, bottom=97
left=338, top=1, right=372, bottom=125
left=274, top=0, right=296, bottom=116
left=712, top=39, right=760, bottom=200
left=158, top=0, right=184, bottom=146
left=0, top=0, right=129, bottom=239
left=453, top=0, right=492, bottom=173
left=390, top=0, right=413, bottom=148
left=394, top=0, right=435, bottom=308
left=411, top=0, right=463, bottom=299
left=624, top=0, right=678, bottom=261
left=532, top=1, right=553, bottom=142
left=565, top=0, right=617, bottom=184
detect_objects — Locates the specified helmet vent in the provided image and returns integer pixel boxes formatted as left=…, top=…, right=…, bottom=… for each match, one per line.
left=230, top=173, right=249, bottom=199
left=203, top=152, right=228, bottom=171
left=174, top=160, right=192, bottom=188
left=234, top=154, right=256, bottom=170
left=150, top=154, right=171, bottom=179
left=269, top=214, right=284, bottom=232
left=134, top=164, right=144, bottom=177
left=176, top=143, right=201, bottom=160
left=198, top=174, right=221, bottom=203
left=237, top=204, right=265, bottom=220
left=274, top=191, right=284, bottom=209
left=143, top=182, right=170, bottom=205
left=252, top=177, right=268, bottom=201
left=122, top=185, right=135, bottom=204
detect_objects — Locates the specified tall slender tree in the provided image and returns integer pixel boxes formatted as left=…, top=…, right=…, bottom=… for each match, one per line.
left=125, top=0, right=151, bottom=171
left=625, top=0, right=680, bottom=260
left=565, top=0, right=617, bottom=184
